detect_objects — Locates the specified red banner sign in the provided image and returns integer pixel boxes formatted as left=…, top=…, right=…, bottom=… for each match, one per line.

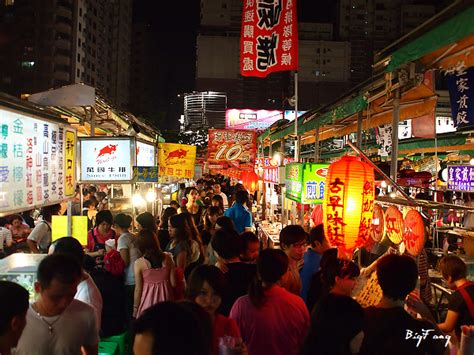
left=208, top=129, right=257, bottom=171
left=240, top=0, right=298, bottom=78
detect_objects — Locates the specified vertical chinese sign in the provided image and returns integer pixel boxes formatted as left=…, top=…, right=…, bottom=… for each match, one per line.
left=64, top=130, right=76, bottom=196
left=240, top=0, right=298, bottom=78
left=207, top=129, right=257, bottom=173
left=285, top=163, right=303, bottom=202
left=447, top=66, right=474, bottom=130
left=158, top=143, right=196, bottom=179
left=0, top=108, right=76, bottom=214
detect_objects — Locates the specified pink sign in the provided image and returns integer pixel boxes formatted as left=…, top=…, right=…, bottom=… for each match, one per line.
left=226, top=109, right=283, bottom=130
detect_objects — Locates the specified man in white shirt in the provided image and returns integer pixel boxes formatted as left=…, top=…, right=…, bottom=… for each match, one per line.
left=15, top=254, right=99, bottom=355
left=0, top=217, right=13, bottom=253
left=213, top=182, right=229, bottom=209
left=51, top=237, right=103, bottom=329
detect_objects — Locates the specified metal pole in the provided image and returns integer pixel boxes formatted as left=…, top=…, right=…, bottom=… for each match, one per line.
left=390, top=88, right=401, bottom=181
left=67, top=201, right=72, bottom=236
left=90, top=107, right=96, bottom=137
left=314, top=126, right=320, bottom=162
left=294, top=71, right=299, bottom=161
left=356, top=111, right=363, bottom=148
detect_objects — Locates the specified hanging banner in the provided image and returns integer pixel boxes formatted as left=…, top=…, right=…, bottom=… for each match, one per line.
left=447, top=66, right=474, bottom=130
left=240, top=0, right=298, bottom=78
left=136, top=141, right=156, bottom=166
left=302, top=164, right=329, bottom=205
left=447, top=165, right=474, bottom=192
left=158, top=143, right=196, bottom=179
left=0, top=108, right=75, bottom=214
left=208, top=129, right=256, bottom=170
left=79, top=137, right=135, bottom=182
left=133, top=166, right=159, bottom=183
left=285, top=163, right=303, bottom=202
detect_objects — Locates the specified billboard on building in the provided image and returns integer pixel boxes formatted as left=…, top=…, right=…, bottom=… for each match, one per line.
left=226, top=109, right=283, bottom=130
left=208, top=129, right=256, bottom=170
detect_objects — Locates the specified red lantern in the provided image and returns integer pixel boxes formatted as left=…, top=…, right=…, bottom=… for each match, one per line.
left=403, top=210, right=425, bottom=256
left=241, top=170, right=259, bottom=192
left=385, top=206, right=403, bottom=244
left=371, top=204, right=385, bottom=242
left=323, top=156, right=375, bottom=256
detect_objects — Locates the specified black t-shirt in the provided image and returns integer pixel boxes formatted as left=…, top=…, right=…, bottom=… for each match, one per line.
left=360, top=306, right=447, bottom=355
left=448, top=283, right=474, bottom=336
left=219, top=262, right=257, bottom=316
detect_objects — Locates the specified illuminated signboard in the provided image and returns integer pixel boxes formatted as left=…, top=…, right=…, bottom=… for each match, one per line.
left=136, top=141, right=156, bottom=166
left=0, top=107, right=76, bottom=214
left=79, top=137, right=135, bottom=182
left=225, top=109, right=283, bottom=130
left=302, top=164, right=329, bottom=204
left=447, top=165, right=474, bottom=192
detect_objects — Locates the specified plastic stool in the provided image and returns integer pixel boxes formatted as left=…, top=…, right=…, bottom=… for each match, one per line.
left=99, top=341, right=118, bottom=355
left=101, top=331, right=128, bottom=355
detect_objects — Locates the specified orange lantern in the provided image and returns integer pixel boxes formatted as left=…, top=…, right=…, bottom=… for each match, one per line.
left=385, top=206, right=404, bottom=244
left=403, top=210, right=425, bottom=256
left=241, top=170, right=259, bottom=192
left=323, top=156, right=375, bottom=256
left=371, top=204, right=385, bottom=242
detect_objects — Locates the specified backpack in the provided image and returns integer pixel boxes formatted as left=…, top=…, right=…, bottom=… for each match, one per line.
left=103, top=249, right=125, bottom=277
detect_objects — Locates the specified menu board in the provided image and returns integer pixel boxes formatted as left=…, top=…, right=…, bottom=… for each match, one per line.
left=285, top=163, right=303, bottom=202
left=302, top=164, right=329, bottom=204
left=136, top=141, right=156, bottom=166
left=447, top=165, right=474, bottom=192
left=0, top=107, right=76, bottom=214
left=79, top=137, right=135, bottom=182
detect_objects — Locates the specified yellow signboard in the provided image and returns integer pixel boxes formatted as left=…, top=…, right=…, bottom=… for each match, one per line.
left=158, top=143, right=196, bottom=179
left=65, top=130, right=76, bottom=196
left=51, top=216, right=88, bottom=246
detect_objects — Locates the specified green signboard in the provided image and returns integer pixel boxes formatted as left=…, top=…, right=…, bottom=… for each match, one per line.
left=285, top=163, right=303, bottom=202
left=301, top=163, right=329, bottom=204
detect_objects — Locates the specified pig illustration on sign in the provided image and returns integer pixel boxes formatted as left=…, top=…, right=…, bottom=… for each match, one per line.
left=165, top=149, right=188, bottom=163
left=97, top=144, right=117, bottom=158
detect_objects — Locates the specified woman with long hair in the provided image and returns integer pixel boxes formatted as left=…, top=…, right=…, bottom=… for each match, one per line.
left=186, top=265, right=243, bottom=355
left=300, top=294, right=364, bottom=355
left=230, top=249, right=310, bottom=355
left=157, top=207, right=178, bottom=251
left=181, top=212, right=206, bottom=278
left=201, top=206, right=223, bottom=247
left=133, top=229, right=176, bottom=318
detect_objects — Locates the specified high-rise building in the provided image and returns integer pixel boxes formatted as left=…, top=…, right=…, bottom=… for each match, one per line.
left=197, top=0, right=351, bottom=111
left=337, top=0, right=438, bottom=84
left=0, top=0, right=131, bottom=109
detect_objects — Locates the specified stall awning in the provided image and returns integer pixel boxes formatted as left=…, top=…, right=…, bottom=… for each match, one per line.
left=386, top=6, right=474, bottom=72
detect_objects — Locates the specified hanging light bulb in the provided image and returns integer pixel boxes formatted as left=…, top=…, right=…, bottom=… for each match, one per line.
left=132, top=194, right=146, bottom=207
left=146, top=189, right=157, bottom=202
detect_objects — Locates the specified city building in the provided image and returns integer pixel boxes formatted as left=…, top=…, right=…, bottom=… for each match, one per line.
left=337, top=0, right=438, bottom=84
left=0, top=0, right=132, bottom=109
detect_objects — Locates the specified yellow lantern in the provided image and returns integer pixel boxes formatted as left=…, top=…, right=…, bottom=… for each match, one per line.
left=323, top=156, right=375, bottom=255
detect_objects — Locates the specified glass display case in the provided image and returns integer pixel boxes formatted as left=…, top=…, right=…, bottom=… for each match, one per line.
left=0, top=253, right=45, bottom=301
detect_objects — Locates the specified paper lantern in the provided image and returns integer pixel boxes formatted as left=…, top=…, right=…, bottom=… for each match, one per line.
left=323, top=156, right=375, bottom=255
left=371, top=204, right=385, bottom=242
left=403, top=210, right=425, bottom=256
left=241, top=170, right=259, bottom=192
left=385, top=206, right=404, bottom=244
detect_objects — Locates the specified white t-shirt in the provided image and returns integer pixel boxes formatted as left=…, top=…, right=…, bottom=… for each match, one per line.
left=220, top=192, right=229, bottom=209
left=27, top=221, right=51, bottom=252
left=75, top=273, right=103, bottom=328
left=15, top=299, right=99, bottom=355
left=117, top=232, right=141, bottom=285
left=0, top=226, right=12, bottom=250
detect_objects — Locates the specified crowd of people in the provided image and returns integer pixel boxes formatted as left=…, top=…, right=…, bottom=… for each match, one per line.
left=0, top=176, right=473, bottom=354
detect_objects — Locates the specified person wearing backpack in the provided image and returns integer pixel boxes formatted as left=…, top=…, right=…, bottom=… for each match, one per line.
left=27, top=204, right=61, bottom=253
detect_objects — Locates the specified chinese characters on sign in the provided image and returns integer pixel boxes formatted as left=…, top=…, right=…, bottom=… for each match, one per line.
left=133, top=166, right=159, bottom=183
left=302, top=164, right=328, bottom=204
left=240, top=0, right=298, bottom=78
left=208, top=129, right=257, bottom=170
left=158, top=143, right=196, bottom=179
left=285, top=163, right=303, bottom=202
left=64, top=130, right=76, bottom=196
left=136, top=141, right=156, bottom=166
left=447, top=66, right=474, bottom=130
left=0, top=108, right=76, bottom=213
left=79, top=138, right=134, bottom=182
left=447, top=165, right=474, bottom=192
left=226, top=109, right=284, bottom=130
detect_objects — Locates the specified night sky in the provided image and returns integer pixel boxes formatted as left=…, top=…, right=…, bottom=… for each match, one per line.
left=132, top=0, right=335, bottom=134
